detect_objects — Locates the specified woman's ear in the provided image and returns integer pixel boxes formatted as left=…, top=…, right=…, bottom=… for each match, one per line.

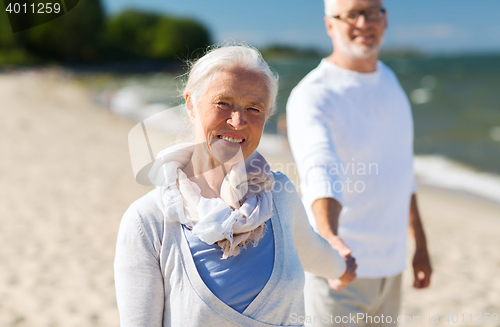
left=185, top=94, right=196, bottom=122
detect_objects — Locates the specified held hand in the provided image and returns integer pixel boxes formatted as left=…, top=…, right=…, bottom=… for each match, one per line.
left=412, top=247, right=432, bottom=289
left=328, top=254, right=357, bottom=290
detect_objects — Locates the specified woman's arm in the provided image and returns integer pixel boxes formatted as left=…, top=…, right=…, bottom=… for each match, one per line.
left=311, top=197, right=357, bottom=290
left=276, top=174, right=347, bottom=280
left=114, top=206, right=165, bottom=327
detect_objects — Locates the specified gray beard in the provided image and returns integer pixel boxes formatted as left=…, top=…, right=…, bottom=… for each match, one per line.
left=334, top=29, right=385, bottom=59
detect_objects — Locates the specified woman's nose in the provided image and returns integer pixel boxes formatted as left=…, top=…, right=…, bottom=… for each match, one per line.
left=228, top=110, right=247, bottom=130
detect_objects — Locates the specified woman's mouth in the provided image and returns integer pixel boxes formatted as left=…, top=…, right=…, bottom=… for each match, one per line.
left=218, top=135, right=245, bottom=144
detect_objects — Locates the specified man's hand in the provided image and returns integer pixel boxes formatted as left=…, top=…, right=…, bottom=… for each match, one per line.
left=328, top=254, right=357, bottom=290
left=408, top=194, right=432, bottom=289
left=412, top=247, right=432, bottom=289
left=311, top=198, right=357, bottom=290
left=327, top=234, right=352, bottom=258
left=326, top=234, right=357, bottom=290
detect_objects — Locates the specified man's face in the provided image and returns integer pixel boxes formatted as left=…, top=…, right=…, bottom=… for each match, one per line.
left=326, top=0, right=387, bottom=59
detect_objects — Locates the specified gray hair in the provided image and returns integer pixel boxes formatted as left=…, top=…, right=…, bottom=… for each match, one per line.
left=183, top=44, right=279, bottom=118
left=324, top=0, right=338, bottom=15
left=325, top=0, right=386, bottom=16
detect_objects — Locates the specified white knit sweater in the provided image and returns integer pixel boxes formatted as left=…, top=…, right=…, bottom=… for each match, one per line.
left=287, top=59, right=416, bottom=278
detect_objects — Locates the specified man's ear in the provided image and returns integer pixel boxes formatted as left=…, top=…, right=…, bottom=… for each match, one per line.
left=324, top=16, right=335, bottom=39
left=185, top=94, right=196, bottom=122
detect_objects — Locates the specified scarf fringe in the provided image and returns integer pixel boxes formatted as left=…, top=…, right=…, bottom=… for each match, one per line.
left=217, top=222, right=267, bottom=259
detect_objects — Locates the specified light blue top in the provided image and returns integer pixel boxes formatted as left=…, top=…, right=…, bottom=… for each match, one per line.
left=182, top=219, right=274, bottom=313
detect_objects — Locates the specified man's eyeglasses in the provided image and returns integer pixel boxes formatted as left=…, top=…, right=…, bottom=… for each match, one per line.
left=332, top=8, right=386, bottom=24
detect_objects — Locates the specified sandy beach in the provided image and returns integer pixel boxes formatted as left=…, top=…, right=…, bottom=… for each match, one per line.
left=1, top=72, right=499, bottom=327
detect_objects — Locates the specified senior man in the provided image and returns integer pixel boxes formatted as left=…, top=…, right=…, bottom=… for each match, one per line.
left=286, top=0, right=432, bottom=326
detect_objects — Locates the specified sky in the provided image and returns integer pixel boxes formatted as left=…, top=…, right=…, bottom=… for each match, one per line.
left=101, top=0, right=500, bottom=55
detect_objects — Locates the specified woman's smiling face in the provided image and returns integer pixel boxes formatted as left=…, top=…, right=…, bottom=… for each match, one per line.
left=186, top=67, right=270, bottom=161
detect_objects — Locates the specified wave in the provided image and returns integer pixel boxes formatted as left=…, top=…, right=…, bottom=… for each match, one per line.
left=109, top=86, right=190, bottom=134
left=414, top=155, right=500, bottom=203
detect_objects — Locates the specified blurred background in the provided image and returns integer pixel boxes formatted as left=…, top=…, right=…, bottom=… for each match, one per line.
left=2, top=0, right=500, bottom=174
left=1, top=1, right=500, bottom=326
left=3, top=0, right=499, bottom=189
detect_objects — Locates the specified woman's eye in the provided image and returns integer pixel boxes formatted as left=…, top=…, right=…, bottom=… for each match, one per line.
left=217, top=101, right=229, bottom=106
left=248, top=107, right=260, bottom=112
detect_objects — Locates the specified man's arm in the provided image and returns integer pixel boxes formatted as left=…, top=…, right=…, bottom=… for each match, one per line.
left=312, top=198, right=349, bottom=255
left=286, top=85, right=355, bottom=288
left=408, top=193, right=432, bottom=289
left=312, top=198, right=356, bottom=290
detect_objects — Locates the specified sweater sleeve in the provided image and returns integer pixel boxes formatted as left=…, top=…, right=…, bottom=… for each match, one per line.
left=274, top=173, right=346, bottom=279
left=286, top=85, right=346, bottom=209
left=114, top=204, right=165, bottom=327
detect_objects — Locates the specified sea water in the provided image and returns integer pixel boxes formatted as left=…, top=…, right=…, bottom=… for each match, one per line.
left=94, top=54, right=500, bottom=202
left=266, top=55, right=500, bottom=202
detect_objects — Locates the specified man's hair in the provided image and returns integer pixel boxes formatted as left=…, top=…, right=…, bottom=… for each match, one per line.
left=183, top=44, right=279, bottom=118
left=324, top=0, right=338, bottom=16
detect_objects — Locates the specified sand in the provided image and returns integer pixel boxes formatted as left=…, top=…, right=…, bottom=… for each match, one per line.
left=400, top=186, right=500, bottom=326
left=1, top=72, right=499, bottom=327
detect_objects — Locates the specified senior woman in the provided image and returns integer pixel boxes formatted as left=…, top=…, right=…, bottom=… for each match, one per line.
left=114, top=45, right=356, bottom=327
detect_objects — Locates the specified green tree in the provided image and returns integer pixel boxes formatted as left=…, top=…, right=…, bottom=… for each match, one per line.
left=16, top=0, right=105, bottom=63
left=0, top=7, right=36, bottom=64
left=0, top=9, right=15, bottom=48
left=0, top=4, right=211, bottom=65
left=103, top=10, right=161, bottom=60
left=151, top=17, right=210, bottom=60
left=103, top=10, right=211, bottom=61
